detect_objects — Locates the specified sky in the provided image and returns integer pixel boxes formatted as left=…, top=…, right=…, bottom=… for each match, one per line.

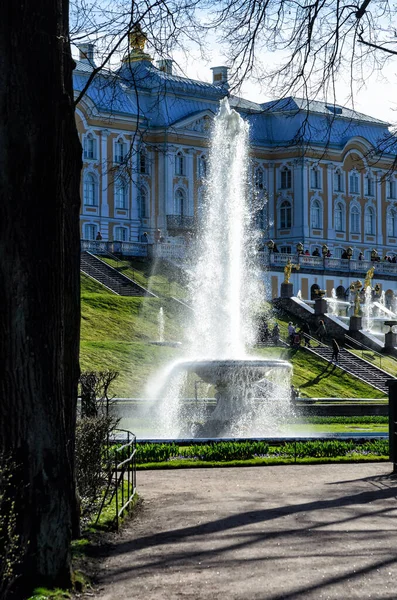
left=172, top=47, right=397, bottom=126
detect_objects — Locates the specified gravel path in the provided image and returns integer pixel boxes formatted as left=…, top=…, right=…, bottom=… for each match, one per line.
left=93, top=464, right=397, bottom=599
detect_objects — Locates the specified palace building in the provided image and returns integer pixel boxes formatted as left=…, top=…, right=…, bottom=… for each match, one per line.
left=74, top=28, right=397, bottom=300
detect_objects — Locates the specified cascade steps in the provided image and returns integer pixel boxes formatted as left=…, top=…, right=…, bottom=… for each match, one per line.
left=80, top=251, right=155, bottom=297
left=306, top=345, right=390, bottom=394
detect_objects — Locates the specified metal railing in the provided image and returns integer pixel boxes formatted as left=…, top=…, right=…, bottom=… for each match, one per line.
left=96, top=429, right=137, bottom=530
left=166, top=214, right=195, bottom=231
left=81, top=239, right=148, bottom=258
left=344, top=334, right=389, bottom=371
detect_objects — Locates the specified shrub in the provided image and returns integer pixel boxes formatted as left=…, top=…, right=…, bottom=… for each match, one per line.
left=0, top=454, right=24, bottom=599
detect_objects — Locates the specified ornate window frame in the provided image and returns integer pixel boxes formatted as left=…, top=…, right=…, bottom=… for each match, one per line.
left=83, top=169, right=99, bottom=206
left=82, top=131, right=99, bottom=161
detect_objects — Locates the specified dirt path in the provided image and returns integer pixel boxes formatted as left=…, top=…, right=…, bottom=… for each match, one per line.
left=93, top=464, right=397, bottom=599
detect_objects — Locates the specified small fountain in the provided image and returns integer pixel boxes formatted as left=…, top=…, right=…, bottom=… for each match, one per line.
left=148, top=98, right=292, bottom=438
left=158, top=306, right=164, bottom=343
left=327, top=288, right=338, bottom=316
left=149, top=306, right=181, bottom=348
left=364, top=286, right=374, bottom=332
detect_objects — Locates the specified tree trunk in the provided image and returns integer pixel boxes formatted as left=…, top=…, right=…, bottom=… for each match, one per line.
left=0, top=0, right=81, bottom=594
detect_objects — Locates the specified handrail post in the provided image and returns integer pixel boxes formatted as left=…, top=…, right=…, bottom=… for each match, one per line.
left=387, top=379, right=397, bottom=474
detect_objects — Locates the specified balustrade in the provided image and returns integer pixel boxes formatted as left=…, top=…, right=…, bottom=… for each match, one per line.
left=81, top=239, right=397, bottom=276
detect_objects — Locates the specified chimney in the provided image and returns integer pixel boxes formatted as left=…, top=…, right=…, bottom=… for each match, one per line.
left=157, top=59, right=173, bottom=75
left=211, top=66, right=229, bottom=86
left=78, top=43, right=95, bottom=64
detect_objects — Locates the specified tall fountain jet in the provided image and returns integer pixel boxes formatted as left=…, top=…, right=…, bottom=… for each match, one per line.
left=187, top=98, right=256, bottom=358
left=151, top=98, right=291, bottom=438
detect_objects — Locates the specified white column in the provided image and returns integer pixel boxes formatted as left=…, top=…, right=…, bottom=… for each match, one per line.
left=100, top=130, right=110, bottom=240
left=293, top=159, right=309, bottom=239
left=267, top=164, right=275, bottom=239
left=186, top=150, right=194, bottom=216
left=130, top=138, right=140, bottom=240
left=376, top=172, right=383, bottom=246
left=166, top=146, right=176, bottom=216
left=327, top=164, right=334, bottom=240
left=157, top=148, right=166, bottom=230
left=302, top=161, right=309, bottom=239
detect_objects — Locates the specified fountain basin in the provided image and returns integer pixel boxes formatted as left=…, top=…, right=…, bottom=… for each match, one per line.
left=174, top=358, right=292, bottom=437
left=177, top=359, right=291, bottom=386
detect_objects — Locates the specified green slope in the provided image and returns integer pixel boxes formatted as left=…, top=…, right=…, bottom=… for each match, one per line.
left=79, top=274, right=386, bottom=398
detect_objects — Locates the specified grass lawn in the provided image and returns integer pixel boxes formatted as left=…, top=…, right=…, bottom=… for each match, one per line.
left=98, top=256, right=189, bottom=300
left=349, top=348, right=397, bottom=376
left=80, top=272, right=387, bottom=399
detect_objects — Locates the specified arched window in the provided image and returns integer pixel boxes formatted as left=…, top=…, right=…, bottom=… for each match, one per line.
left=334, top=169, right=344, bottom=192
left=115, top=138, right=126, bottom=164
left=255, top=167, right=264, bottom=190
left=311, top=200, right=322, bottom=229
left=388, top=208, right=397, bottom=237
left=114, top=226, right=128, bottom=241
left=334, top=201, right=344, bottom=231
left=139, top=187, right=148, bottom=218
left=350, top=205, right=360, bottom=233
left=365, top=206, right=375, bottom=235
left=175, top=151, right=185, bottom=176
left=83, top=133, right=97, bottom=160
left=336, top=285, right=346, bottom=299
left=198, top=155, right=207, bottom=179
left=349, top=171, right=359, bottom=194
left=115, top=179, right=128, bottom=209
left=84, top=223, right=97, bottom=240
left=280, top=200, right=292, bottom=229
left=83, top=173, right=98, bottom=206
left=280, top=167, right=292, bottom=190
left=310, top=167, right=321, bottom=189
left=175, top=188, right=186, bottom=216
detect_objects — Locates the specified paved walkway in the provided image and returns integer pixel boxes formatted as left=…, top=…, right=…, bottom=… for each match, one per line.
left=94, top=464, right=397, bottom=599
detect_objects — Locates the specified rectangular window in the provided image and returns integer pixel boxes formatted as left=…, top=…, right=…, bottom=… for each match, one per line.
left=388, top=180, right=396, bottom=199
left=366, top=177, right=374, bottom=196
left=334, top=172, right=343, bottom=192
left=280, top=169, right=292, bottom=189
left=349, top=173, right=359, bottom=194
left=280, top=246, right=292, bottom=254
left=311, top=169, right=321, bottom=189
left=140, top=152, right=148, bottom=174
left=115, top=142, right=125, bottom=164
left=83, top=137, right=96, bottom=160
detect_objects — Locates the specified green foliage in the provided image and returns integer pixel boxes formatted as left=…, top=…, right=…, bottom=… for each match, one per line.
left=136, top=442, right=180, bottom=463
left=134, top=438, right=389, bottom=465
left=300, top=416, right=388, bottom=424
left=75, top=416, right=114, bottom=518
left=181, top=441, right=270, bottom=461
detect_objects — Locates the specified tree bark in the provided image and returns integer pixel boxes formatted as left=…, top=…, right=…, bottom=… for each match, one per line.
left=0, top=0, right=81, bottom=594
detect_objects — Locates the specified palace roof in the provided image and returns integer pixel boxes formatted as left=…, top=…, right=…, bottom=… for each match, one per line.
left=74, top=59, right=396, bottom=154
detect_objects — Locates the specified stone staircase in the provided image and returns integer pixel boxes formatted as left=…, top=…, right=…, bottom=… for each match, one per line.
left=306, top=345, right=390, bottom=394
left=80, top=251, right=156, bottom=297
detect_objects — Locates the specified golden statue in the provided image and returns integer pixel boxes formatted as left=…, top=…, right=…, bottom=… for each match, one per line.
left=364, top=265, right=375, bottom=289
left=283, top=258, right=300, bottom=283
left=129, top=24, right=147, bottom=51
left=350, top=280, right=363, bottom=317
